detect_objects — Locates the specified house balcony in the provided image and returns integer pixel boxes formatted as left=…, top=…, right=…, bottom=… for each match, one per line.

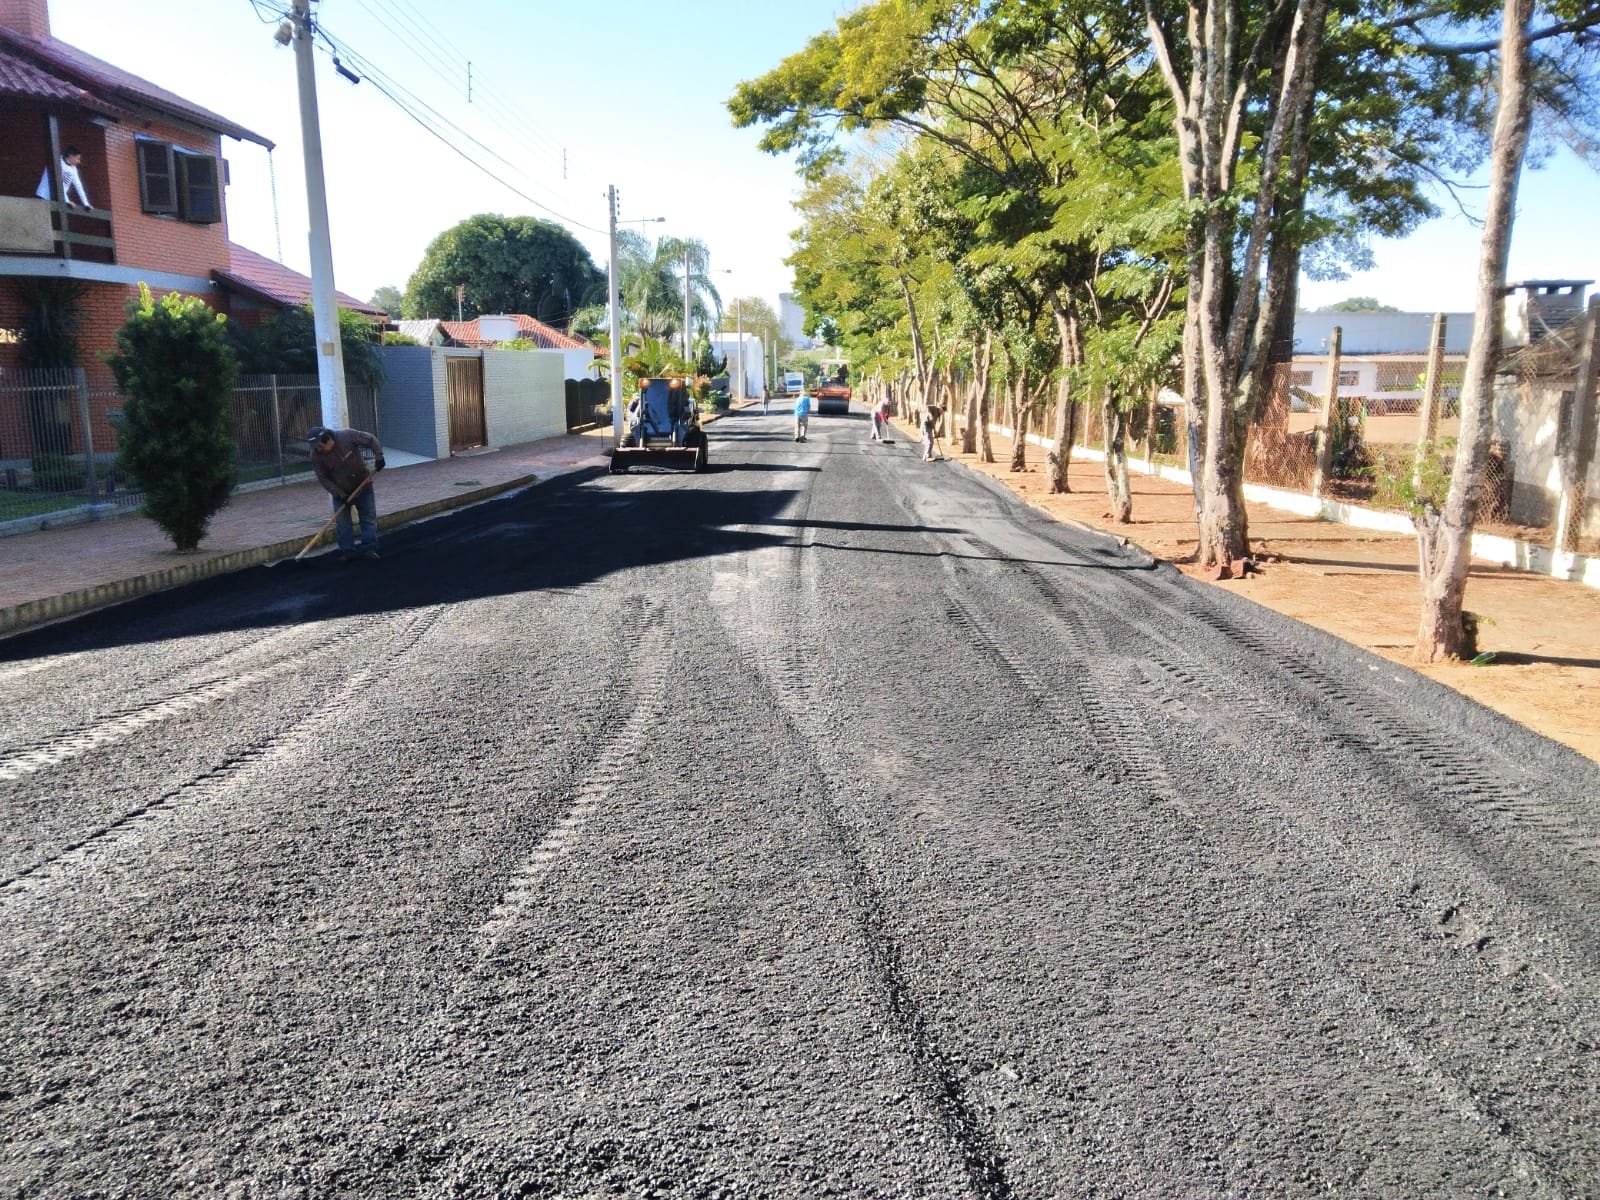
left=0, top=194, right=114, bottom=264
left=0, top=98, right=116, bottom=274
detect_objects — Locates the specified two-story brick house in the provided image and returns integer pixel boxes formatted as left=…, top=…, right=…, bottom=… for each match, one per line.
left=0, top=0, right=379, bottom=462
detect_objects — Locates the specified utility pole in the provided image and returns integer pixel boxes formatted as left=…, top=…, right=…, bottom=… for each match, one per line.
left=608, top=185, right=623, bottom=446
left=288, top=0, right=349, bottom=431
left=736, top=300, right=743, bottom=402
left=682, top=245, right=692, bottom=363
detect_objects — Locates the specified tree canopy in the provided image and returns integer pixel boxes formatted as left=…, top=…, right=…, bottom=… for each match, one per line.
left=1318, top=297, right=1400, bottom=312
left=368, top=286, right=403, bottom=319
left=733, top=0, right=1600, bottom=568
left=402, top=214, right=605, bottom=328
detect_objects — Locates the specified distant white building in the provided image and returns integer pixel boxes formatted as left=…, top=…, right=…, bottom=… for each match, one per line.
left=1292, top=311, right=1474, bottom=356
left=710, top=332, right=767, bottom=398
left=1292, top=277, right=1593, bottom=357
left=779, top=292, right=808, bottom=348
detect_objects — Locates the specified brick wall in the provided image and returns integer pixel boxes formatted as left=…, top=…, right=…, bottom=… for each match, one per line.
left=0, top=0, right=50, bottom=38
left=0, top=278, right=221, bottom=456
left=103, top=118, right=229, bottom=276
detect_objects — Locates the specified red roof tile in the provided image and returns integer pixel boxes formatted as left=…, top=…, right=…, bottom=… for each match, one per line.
left=0, top=28, right=272, bottom=148
left=215, top=243, right=388, bottom=319
left=439, top=314, right=592, bottom=350
left=0, top=41, right=114, bottom=109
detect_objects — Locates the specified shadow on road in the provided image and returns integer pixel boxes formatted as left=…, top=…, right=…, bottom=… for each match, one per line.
left=0, top=468, right=836, bottom=661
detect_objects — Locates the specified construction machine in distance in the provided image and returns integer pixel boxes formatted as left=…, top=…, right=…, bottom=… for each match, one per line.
left=609, top=376, right=708, bottom=473
left=816, top=363, right=852, bottom=415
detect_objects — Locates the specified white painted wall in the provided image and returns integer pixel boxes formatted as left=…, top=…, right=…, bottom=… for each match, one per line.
left=482, top=348, right=566, bottom=446
left=710, top=332, right=767, bottom=397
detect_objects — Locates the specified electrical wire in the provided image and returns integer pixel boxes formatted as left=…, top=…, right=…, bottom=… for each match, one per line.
left=307, top=31, right=604, bottom=234
left=241, top=0, right=603, bottom=236
left=345, top=0, right=567, bottom=168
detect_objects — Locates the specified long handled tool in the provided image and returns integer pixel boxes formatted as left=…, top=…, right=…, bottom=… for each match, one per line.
left=279, top=474, right=374, bottom=565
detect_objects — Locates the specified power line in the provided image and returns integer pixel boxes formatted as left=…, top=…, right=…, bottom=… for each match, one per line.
left=343, top=0, right=566, bottom=169
left=305, top=30, right=604, bottom=234
left=243, top=1, right=602, bottom=236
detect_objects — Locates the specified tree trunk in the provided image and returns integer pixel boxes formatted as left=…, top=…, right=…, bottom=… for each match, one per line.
left=1149, top=0, right=1326, bottom=571
left=968, top=332, right=991, bottom=459
left=1048, top=297, right=1082, bottom=494
left=1415, top=0, right=1533, bottom=662
left=1103, top=396, right=1133, bottom=522
left=1009, top=369, right=1030, bottom=471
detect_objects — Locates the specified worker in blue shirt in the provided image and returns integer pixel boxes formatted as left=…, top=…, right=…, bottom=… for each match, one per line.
left=793, top=390, right=812, bottom=443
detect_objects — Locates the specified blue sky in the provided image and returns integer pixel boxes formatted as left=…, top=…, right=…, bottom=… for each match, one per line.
left=49, top=0, right=851, bottom=315
left=44, top=0, right=1600, bottom=320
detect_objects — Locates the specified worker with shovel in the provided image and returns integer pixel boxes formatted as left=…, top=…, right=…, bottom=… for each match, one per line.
left=308, top=426, right=385, bottom=560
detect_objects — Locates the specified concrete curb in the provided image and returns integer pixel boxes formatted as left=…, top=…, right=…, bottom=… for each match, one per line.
left=0, top=472, right=543, bottom=641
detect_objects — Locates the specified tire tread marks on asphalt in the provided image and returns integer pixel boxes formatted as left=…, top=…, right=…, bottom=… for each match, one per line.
left=0, top=605, right=444, bottom=897
left=943, top=527, right=1595, bottom=1191
left=720, top=482, right=1015, bottom=1200
left=473, top=595, right=668, bottom=953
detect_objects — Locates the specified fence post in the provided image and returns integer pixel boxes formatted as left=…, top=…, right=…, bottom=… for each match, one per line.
left=75, top=367, right=99, bottom=507
left=1311, top=325, right=1342, bottom=500
left=1412, top=313, right=1448, bottom=495
left=270, top=375, right=285, bottom=484
left=1554, top=297, right=1600, bottom=556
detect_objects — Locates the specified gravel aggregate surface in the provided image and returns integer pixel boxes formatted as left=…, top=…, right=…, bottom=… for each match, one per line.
left=3, top=404, right=1598, bottom=1198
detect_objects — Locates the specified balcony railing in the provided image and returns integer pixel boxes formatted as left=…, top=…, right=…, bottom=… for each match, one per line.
left=0, top=196, right=114, bottom=263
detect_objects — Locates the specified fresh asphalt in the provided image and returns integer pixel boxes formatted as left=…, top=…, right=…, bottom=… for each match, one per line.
left=3, top=405, right=1599, bottom=1197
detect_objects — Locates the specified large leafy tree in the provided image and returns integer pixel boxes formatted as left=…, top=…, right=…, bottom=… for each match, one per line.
left=402, top=214, right=604, bottom=328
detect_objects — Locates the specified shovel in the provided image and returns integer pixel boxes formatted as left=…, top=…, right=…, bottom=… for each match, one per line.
left=274, top=474, right=374, bottom=566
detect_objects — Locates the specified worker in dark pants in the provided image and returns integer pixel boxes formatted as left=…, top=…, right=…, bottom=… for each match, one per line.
left=308, top=426, right=385, bottom=560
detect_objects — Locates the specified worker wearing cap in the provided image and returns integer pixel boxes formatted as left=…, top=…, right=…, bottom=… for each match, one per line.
left=308, top=426, right=385, bottom=560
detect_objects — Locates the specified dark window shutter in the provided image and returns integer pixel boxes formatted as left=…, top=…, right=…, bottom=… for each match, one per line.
left=136, top=140, right=176, bottom=214
left=175, top=152, right=221, bottom=224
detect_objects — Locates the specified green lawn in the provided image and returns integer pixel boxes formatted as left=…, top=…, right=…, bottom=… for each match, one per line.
left=0, top=492, right=89, bottom=522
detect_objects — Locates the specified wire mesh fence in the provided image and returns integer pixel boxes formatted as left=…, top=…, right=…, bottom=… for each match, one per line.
left=970, top=332, right=1597, bottom=552
left=0, top=369, right=380, bottom=528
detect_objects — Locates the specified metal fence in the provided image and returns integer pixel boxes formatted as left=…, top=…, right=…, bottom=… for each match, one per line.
left=564, top=377, right=611, bottom=429
left=0, top=368, right=378, bottom=528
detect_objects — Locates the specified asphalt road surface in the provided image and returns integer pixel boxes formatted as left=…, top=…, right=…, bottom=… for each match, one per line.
left=3, top=407, right=1599, bottom=1198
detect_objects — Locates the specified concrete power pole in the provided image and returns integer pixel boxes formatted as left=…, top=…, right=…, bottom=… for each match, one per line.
left=289, top=0, right=349, bottom=431
left=608, top=185, right=623, bottom=446
left=682, top=245, right=692, bottom=363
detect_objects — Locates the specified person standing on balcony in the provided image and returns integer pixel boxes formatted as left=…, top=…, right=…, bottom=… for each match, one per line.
left=35, top=146, right=91, bottom=209
left=308, top=426, right=385, bottom=561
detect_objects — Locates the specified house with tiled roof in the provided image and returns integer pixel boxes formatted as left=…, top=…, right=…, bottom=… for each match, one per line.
left=0, top=0, right=389, bottom=465
left=0, top=0, right=279, bottom=370
left=436, top=313, right=598, bottom=380
left=217, top=242, right=386, bottom=323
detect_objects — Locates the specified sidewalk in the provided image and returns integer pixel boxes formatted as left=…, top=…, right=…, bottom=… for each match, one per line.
left=0, top=426, right=614, bottom=638
left=914, top=420, right=1600, bottom=765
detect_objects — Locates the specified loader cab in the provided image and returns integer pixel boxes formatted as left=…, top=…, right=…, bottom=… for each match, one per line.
left=610, top=376, right=708, bottom=474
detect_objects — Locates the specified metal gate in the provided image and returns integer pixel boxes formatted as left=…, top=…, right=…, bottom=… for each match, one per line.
left=446, top=355, right=486, bottom=452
